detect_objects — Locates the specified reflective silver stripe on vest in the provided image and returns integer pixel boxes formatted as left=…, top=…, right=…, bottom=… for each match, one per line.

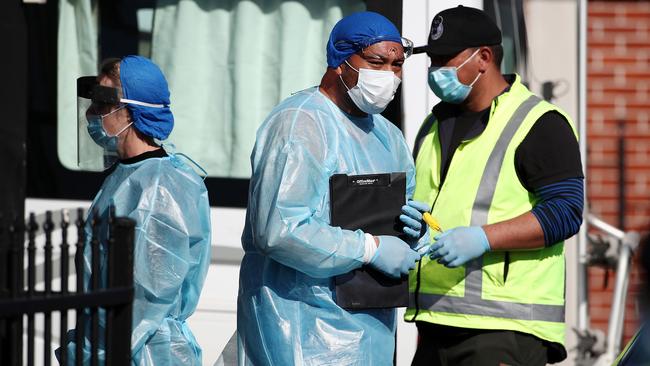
left=409, top=292, right=565, bottom=322
left=417, top=95, right=565, bottom=323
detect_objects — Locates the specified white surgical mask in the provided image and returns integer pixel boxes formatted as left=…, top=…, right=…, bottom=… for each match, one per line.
left=340, top=60, right=401, bottom=115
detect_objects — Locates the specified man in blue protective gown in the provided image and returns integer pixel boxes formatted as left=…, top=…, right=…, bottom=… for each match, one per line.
left=237, top=12, right=425, bottom=365
left=57, top=56, right=211, bottom=365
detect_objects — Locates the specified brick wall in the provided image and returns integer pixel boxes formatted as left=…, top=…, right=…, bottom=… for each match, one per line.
left=588, top=0, right=649, bottom=345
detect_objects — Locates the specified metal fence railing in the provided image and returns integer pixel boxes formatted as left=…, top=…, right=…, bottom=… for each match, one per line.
left=0, top=208, right=135, bottom=366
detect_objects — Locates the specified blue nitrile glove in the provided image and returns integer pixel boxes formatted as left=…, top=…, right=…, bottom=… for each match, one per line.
left=400, top=200, right=432, bottom=253
left=400, top=200, right=431, bottom=240
left=369, top=235, right=422, bottom=278
left=428, top=226, right=491, bottom=268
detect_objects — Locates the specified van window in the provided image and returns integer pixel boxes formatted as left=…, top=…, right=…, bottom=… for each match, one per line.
left=58, top=0, right=366, bottom=178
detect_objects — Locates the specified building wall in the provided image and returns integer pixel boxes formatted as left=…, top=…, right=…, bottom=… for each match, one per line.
left=588, top=0, right=650, bottom=344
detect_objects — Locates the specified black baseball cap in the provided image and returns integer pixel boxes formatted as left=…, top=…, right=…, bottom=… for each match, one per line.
left=413, top=5, right=502, bottom=56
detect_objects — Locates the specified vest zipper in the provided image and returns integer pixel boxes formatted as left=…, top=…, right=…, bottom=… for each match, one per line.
left=503, top=251, right=510, bottom=284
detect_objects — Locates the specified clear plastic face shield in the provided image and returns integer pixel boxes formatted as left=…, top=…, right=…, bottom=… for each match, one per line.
left=77, top=76, right=125, bottom=171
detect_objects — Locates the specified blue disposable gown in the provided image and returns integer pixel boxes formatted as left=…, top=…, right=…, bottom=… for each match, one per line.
left=58, top=154, right=211, bottom=365
left=237, top=87, right=415, bottom=365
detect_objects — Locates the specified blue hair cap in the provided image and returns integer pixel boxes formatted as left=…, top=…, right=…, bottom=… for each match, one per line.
left=119, top=55, right=174, bottom=140
left=326, top=11, right=402, bottom=68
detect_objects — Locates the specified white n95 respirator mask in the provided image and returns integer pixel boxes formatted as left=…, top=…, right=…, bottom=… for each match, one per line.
left=340, top=60, right=401, bottom=115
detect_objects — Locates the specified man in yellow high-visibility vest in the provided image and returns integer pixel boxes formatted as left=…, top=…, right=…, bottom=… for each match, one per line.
left=398, top=5, right=584, bottom=365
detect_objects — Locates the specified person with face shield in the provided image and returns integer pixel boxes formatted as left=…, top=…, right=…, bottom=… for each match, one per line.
left=400, top=6, right=584, bottom=366
left=237, top=11, right=423, bottom=365
left=57, top=55, right=211, bottom=365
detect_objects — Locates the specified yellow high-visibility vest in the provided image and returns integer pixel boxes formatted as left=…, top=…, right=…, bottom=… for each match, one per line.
left=406, top=75, right=576, bottom=347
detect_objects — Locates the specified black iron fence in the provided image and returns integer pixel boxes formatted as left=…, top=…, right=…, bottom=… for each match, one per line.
left=0, top=208, right=136, bottom=366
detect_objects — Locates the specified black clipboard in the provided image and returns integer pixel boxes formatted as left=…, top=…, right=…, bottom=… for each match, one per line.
left=329, top=172, right=408, bottom=309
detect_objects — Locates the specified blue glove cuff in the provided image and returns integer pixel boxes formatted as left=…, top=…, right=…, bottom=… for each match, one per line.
left=477, top=226, right=491, bottom=252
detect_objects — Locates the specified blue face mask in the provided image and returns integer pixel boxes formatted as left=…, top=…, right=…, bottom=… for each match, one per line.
left=86, top=105, right=132, bottom=151
left=428, top=49, right=482, bottom=104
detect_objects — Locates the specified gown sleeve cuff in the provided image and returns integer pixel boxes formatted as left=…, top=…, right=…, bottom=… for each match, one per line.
left=363, top=233, right=378, bottom=264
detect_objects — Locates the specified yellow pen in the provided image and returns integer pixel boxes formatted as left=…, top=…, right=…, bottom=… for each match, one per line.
left=422, top=212, right=443, bottom=232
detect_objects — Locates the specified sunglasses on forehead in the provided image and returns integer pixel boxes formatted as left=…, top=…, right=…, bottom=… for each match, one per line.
left=335, top=36, right=414, bottom=59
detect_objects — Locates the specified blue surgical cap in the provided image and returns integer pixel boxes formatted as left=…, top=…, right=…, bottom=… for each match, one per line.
left=326, top=11, right=402, bottom=68
left=119, top=56, right=174, bottom=140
